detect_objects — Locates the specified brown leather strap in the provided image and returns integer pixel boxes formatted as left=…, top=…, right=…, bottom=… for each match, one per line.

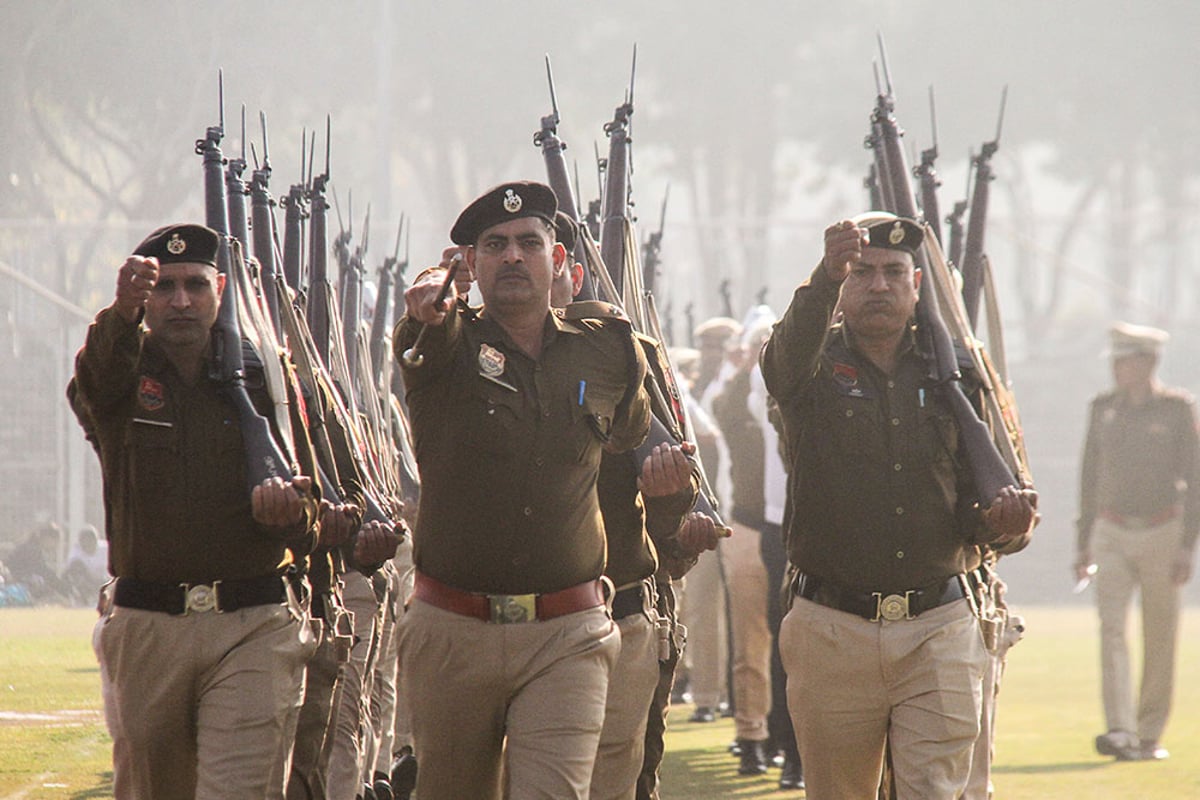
left=412, top=572, right=605, bottom=622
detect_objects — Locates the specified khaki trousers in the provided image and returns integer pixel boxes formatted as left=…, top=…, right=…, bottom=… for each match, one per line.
left=722, top=522, right=771, bottom=741
left=780, top=596, right=986, bottom=800
left=391, top=538, right=417, bottom=753
left=679, top=546, right=727, bottom=709
left=367, top=563, right=402, bottom=779
left=287, top=629, right=341, bottom=800
left=591, top=607, right=661, bottom=800
left=95, top=600, right=314, bottom=800
left=1093, top=516, right=1183, bottom=743
left=398, top=599, right=619, bottom=800
left=323, top=570, right=383, bottom=799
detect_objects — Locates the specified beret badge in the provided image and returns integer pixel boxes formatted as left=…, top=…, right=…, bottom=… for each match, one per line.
left=166, top=233, right=187, bottom=255
left=888, top=222, right=905, bottom=245
left=503, top=189, right=523, bottom=213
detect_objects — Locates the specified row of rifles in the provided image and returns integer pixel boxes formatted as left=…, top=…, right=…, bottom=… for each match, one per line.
left=193, top=33, right=1029, bottom=544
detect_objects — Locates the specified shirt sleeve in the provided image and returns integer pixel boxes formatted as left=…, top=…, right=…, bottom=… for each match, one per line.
left=760, top=262, right=842, bottom=402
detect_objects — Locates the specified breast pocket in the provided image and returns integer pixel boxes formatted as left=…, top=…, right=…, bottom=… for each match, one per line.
left=570, top=380, right=624, bottom=459
left=127, top=417, right=179, bottom=489
left=467, top=381, right=523, bottom=458
left=824, top=393, right=882, bottom=459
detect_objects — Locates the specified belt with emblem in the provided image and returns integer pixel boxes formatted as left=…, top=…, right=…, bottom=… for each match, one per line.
left=412, top=571, right=607, bottom=624
left=114, top=574, right=291, bottom=616
left=791, top=571, right=965, bottom=622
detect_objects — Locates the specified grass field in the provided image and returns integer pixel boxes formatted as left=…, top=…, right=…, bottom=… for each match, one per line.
left=1, top=606, right=1198, bottom=799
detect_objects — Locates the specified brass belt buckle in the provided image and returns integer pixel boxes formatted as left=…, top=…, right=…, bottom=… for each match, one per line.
left=489, top=593, right=537, bottom=624
left=182, top=582, right=221, bottom=614
left=873, top=591, right=912, bottom=622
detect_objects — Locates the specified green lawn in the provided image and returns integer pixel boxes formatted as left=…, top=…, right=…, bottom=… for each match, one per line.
left=2, top=606, right=1198, bottom=799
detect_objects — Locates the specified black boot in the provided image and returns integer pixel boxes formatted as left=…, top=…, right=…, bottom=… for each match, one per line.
left=778, top=751, right=804, bottom=790
left=372, top=770, right=394, bottom=800
left=390, top=746, right=418, bottom=800
left=736, top=738, right=768, bottom=775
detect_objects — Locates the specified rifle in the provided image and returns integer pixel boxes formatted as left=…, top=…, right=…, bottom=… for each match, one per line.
left=641, top=185, right=669, bottom=297
left=370, top=214, right=403, bottom=389
left=599, top=47, right=636, bottom=300
left=534, top=55, right=599, bottom=301
left=865, top=38, right=1020, bottom=507
left=341, top=203, right=369, bottom=390
left=307, top=118, right=334, bottom=367
left=718, top=279, right=734, bottom=319
left=960, top=88, right=1007, bottom=331
left=280, top=128, right=309, bottom=293
left=864, top=163, right=884, bottom=210
left=249, top=111, right=282, bottom=337
left=195, top=72, right=295, bottom=490
left=913, top=87, right=942, bottom=247
left=945, top=191, right=969, bottom=269
left=225, top=105, right=251, bottom=251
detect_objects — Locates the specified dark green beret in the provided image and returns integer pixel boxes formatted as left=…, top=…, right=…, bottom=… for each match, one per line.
left=554, top=211, right=578, bottom=253
left=133, top=223, right=220, bottom=267
left=851, top=212, right=925, bottom=256
left=450, top=181, right=558, bottom=246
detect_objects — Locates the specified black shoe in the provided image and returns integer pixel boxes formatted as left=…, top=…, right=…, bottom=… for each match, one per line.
left=390, top=746, right=418, bottom=800
left=689, top=706, right=716, bottom=723
left=362, top=783, right=377, bottom=800
left=736, top=739, right=768, bottom=775
left=1095, top=730, right=1140, bottom=761
left=372, top=771, right=394, bottom=800
left=728, top=739, right=743, bottom=757
left=1139, top=741, right=1169, bottom=761
left=778, top=753, right=804, bottom=790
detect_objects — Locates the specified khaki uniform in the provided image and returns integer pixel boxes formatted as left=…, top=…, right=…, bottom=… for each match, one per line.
left=70, top=307, right=320, bottom=799
left=1077, top=387, right=1199, bottom=745
left=393, top=302, right=649, bottom=799
left=761, top=264, right=997, bottom=799
left=711, top=371, right=772, bottom=744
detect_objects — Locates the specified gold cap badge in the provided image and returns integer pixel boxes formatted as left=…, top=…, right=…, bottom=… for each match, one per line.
left=503, top=189, right=523, bottom=213
left=888, top=222, right=905, bottom=245
left=166, top=233, right=187, bottom=255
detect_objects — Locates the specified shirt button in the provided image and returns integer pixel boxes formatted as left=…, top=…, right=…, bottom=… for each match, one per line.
left=891, top=417, right=900, bottom=426
left=893, top=463, right=902, bottom=472
left=524, top=506, right=533, bottom=516
left=895, top=507, right=904, bottom=515
left=542, top=410, right=551, bottom=418
left=887, top=380, right=895, bottom=389
left=845, top=409, right=854, bottom=418
left=896, top=550, right=905, bottom=559
left=535, top=457, right=545, bottom=467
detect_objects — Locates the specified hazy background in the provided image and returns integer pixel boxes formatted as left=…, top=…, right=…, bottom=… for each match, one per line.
left=2, top=0, right=1199, bottom=605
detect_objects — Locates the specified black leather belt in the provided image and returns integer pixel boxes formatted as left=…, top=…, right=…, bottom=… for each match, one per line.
left=792, top=572, right=965, bottom=621
left=611, top=583, right=649, bottom=620
left=114, top=574, right=289, bottom=615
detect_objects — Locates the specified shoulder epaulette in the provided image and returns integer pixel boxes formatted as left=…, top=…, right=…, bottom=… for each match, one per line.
left=562, top=300, right=630, bottom=323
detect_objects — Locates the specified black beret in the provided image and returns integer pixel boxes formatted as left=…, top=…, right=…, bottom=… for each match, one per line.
left=450, top=181, right=558, bottom=246
left=851, top=212, right=925, bottom=256
left=554, top=211, right=578, bottom=253
left=133, top=223, right=220, bottom=267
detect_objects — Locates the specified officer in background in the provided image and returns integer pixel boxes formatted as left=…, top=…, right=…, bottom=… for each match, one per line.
left=1077, top=322, right=1198, bottom=762
left=761, top=213, right=1036, bottom=798
left=393, top=182, right=651, bottom=799
left=68, top=223, right=321, bottom=799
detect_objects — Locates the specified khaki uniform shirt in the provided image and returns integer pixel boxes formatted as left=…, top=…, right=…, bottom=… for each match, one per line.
left=68, top=307, right=319, bottom=584
left=1077, top=386, right=1200, bottom=551
left=394, top=303, right=650, bottom=595
left=760, top=264, right=984, bottom=593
